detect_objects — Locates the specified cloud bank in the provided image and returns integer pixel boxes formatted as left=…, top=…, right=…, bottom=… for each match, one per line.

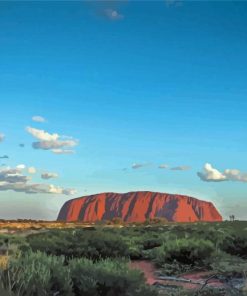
left=0, top=166, right=76, bottom=195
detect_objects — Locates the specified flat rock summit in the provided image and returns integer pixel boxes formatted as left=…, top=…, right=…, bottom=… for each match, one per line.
left=57, top=191, right=222, bottom=222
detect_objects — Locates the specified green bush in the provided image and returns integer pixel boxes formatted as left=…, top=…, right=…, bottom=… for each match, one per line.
left=208, top=251, right=247, bottom=276
left=26, top=229, right=129, bottom=260
left=0, top=251, right=73, bottom=296
left=69, top=257, right=157, bottom=296
left=0, top=235, right=28, bottom=255
left=153, top=238, right=215, bottom=267
left=221, top=234, right=247, bottom=258
left=0, top=251, right=157, bottom=296
left=142, top=237, right=163, bottom=250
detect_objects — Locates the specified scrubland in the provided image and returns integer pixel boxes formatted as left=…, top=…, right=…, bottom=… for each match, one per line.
left=0, top=220, right=247, bottom=295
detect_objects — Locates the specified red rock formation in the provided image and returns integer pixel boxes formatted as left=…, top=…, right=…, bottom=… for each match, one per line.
left=57, top=191, right=222, bottom=222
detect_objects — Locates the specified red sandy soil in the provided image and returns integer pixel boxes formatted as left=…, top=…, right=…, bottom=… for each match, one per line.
left=129, top=260, right=225, bottom=289
left=129, top=260, right=158, bottom=285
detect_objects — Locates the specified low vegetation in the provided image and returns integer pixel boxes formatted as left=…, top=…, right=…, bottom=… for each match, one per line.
left=0, top=251, right=156, bottom=296
left=152, top=238, right=215, bottom=266
left=0, top=220, right=247, bottom=295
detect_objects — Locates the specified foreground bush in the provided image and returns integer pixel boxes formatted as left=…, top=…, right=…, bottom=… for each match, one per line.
left=153, top=238, right=215, bottom=267
left=69, top=257, right=157, bottom=296
left=0, top=251, right=73, bottom=296
left=0, top=251, right=157, bottom=296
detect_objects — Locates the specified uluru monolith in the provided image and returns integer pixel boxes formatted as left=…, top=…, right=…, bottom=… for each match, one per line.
left=57, top=191, right=222, bottom=222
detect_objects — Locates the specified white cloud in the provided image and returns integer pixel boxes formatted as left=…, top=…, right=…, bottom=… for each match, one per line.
left=197, top=163, right=247, bottom=183
left=0, top=167, right=30, bottom=183
left=47, top=185, right=76, bottom=195
left=158, top=164, right=169, bottom=169
left=32, top=140, right=77, bottom=150
left=158, top=164, right=191, bottom=171
left=224, top=169, right=247, bottom=182
left=26, top=127, right=59, bottom=141
left=32, top=116, right=46, bottom=123
left=197, top=163, right=226, bottom=182
left=0, top=182, right=76, bottom=195
left=0, top=133, right=5, bottom=143
left=52, top=149, right=75, bottom=155
left=41, top=172, right=58, bottom=179
left=0, top=166, right=76, bottom=195
left=28, top=167, right=36, bottom=174
left=170, top=165, right=191, bottom=171
left=132, top=163, right=148, bottom=169
left=26, top=127, right=78, bottom=154
left=16, top=164, right=26, bottom=170
left=103, top=9, right=124, bottom=20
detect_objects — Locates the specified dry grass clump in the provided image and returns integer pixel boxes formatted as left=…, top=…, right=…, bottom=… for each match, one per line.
left=0, top=255, right=8, bottom=270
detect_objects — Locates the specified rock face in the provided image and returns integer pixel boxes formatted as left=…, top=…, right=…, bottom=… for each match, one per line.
left=57, top=191, right=222, bottom=222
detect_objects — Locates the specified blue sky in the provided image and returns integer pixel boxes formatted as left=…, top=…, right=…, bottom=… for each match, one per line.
left=0, top=1, right=247, bottom=220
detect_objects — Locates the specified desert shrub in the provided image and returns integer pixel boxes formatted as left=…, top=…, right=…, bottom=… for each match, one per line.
left=126, top=242, right=143, bottom=259
left=142, top=236, right=163, bottom=250
left=26, top=229, right=129, bottom=260
left=0, top=235, right=28, bottom=255
left=153, top=238, right=215, bottom=267
left=208, top=251, right=247, bottom=276
left=221, top=234, right=247, bottom=258
left=118, top=232, right=162, bottom=260
left=0, top=251, right=157, bottom=296
left=127, top=236, right=163, bottom=260
left=69, top=257, right=157, bottom=296
left=0, top=251, right=73, bottom=296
